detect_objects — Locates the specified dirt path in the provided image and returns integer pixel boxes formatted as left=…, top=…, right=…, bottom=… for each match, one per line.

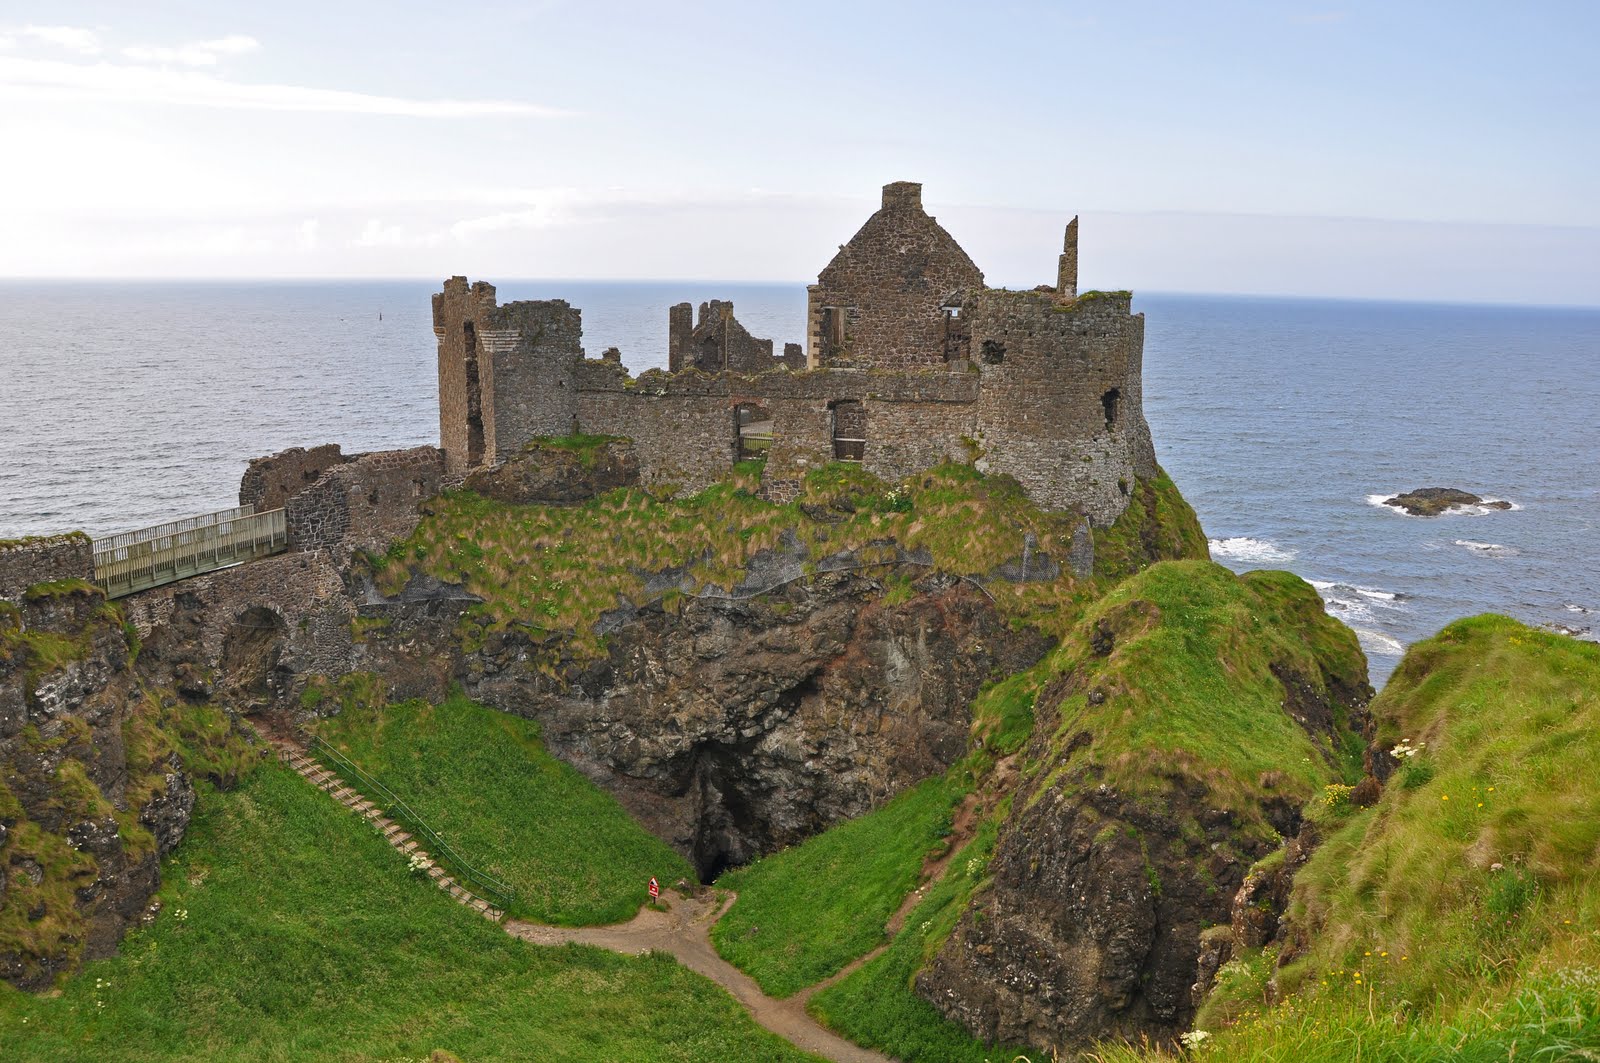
left=270, top=725, right=1009, bottom=1063
left=508, top=893, right=891, bottom=1063
left=793, top=754, right=1008, bottom=1006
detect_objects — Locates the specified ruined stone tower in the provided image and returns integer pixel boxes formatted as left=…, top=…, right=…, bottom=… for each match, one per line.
left=433, top=278, right=583, bottom=476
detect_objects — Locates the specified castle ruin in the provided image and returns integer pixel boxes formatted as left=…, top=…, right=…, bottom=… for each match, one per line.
left=434, top=181, right=1156, bottom=525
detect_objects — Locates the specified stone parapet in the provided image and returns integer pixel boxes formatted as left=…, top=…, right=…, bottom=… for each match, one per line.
left=0, top=533, right=95, bottom=602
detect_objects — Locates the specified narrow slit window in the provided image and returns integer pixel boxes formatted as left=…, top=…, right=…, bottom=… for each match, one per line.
left=1101, top=387, right=1121, bottom=430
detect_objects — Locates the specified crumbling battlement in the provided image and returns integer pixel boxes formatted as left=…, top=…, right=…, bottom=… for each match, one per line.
left=669, top=300, right=793, bottom=375
left=0, top=533, right=95, bottom=603
left=433, top=281, right=583, bottom=475
left=237, top=443, right=446, bottom=560
left=239, top=444, right=350, bottom=512
left=281, top=446, right=446, bottom=560
left=435, top=182, right=1157, bottom=526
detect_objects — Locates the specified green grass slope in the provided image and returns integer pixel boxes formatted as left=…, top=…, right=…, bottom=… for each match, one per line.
left=1031, top=561, right=1369, bottom=830
left=310, top=685, right=695, bottom=925
left=0, top=762, right=818, bottom=1063
left=807, top=817, right=1030, bottom=1063
left=711, top=770, right=969, bottom=998
left=1118, top=615, right=1600, bottom=1061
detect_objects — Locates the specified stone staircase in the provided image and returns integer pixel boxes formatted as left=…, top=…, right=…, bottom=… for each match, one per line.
left=267, top=733, right=505, bottom=922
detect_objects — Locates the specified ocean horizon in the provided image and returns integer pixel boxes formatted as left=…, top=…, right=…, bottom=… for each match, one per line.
left=4, top=279, right=1597, bottom=685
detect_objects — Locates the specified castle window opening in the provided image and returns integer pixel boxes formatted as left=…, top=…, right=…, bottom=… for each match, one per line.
left=980, top=339, right=1006, bottom=365
left=463, top=321, right=485, bottom=468
left=820, top=307, right=844, bottom=358
left=831, top=400, right=866, bottom=462
left=1102, top=387, right=1121, bottom=429
left=735, top=402, right=773, bottom=462
left=942, top=305, right=970, bottom=363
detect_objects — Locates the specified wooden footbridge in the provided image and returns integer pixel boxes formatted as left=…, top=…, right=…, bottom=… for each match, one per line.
left=92, top=505, right=289, bottom=598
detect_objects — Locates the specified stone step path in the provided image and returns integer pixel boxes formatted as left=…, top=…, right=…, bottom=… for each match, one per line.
left=264, top=727, right=898, bottom=1062
left=267, top=733, right=505, bottom=923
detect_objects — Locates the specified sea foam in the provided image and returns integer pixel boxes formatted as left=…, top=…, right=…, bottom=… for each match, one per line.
left=1209, top=536, right=1297, bottom=564
left=1455, top=539, right=1520, bottom=557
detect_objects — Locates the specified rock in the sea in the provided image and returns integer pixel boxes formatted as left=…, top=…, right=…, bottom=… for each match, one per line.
left=1383, top=487, right=1511, bottom=517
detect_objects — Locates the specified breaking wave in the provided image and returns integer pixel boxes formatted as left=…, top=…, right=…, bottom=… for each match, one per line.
left=1308, top=579, right=1410, bottom=631
left=1455, top=539, right=1521, bottom=557
left=1351, top=627, right=1407, bottom=657
left=1209, top=536, right=1297, bottom=564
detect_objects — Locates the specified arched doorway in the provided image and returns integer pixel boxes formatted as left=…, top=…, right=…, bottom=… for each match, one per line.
left=218, top=606, right=290, bottom=711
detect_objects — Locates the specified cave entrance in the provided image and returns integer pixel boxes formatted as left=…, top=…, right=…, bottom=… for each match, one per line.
left=735, top=402, right=773, bottom=462
left=831, top=400, right=865, bottom=462
left=464, top=321, right=485, bottom=467
left=218, top=606, right=289, bottom=711
left=1101, top=386, right=1121, bottom=430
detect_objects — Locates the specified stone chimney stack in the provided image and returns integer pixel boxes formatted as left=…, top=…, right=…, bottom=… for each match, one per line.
left=881, top=181, right=923, bottom=211
left=1057, top=215, right=1079, bottom=299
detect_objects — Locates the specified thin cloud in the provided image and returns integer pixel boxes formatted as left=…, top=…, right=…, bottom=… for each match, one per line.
left=0, top=55, right=566, bottom=117
left=20, top=25, right=101, bottom=54
left=121, top=35, right=261, bottom=68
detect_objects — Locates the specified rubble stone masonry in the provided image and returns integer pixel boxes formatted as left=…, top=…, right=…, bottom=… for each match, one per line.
left=0, top=534, right=95, bottom=602
left=435, top=181, right=1156, bottom=526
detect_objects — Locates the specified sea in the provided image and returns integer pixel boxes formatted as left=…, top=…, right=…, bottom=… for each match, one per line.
left=3, top=280, right=1597, bottom=687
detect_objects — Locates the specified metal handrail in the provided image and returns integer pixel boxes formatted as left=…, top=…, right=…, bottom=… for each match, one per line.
left=305, top=734, right=518, bottom=913
left=92, top=507, right=288, bottom=598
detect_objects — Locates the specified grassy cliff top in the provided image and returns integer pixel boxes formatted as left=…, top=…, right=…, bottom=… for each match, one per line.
left=0, top=762, right=817, bottom=1062
left=373, top=461, right=1205, bottom=660
left=1147, top=616, right=1600, bottom=1061
left=1287, top=616, right=1600, bottom=994
left=1028, top=560, right=1369, bottom=830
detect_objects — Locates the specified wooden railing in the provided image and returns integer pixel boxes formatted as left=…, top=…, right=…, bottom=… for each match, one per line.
left=93, top=505, right=288, bottom=598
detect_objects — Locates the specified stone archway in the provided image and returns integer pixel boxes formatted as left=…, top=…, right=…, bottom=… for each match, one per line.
left=218, top=605, right=290, bottom=711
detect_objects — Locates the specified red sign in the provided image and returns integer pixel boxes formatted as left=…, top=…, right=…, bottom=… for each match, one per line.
left=648, top=877, right=660, bottom=899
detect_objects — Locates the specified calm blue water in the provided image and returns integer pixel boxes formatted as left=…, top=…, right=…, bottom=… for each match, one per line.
left=2, top=281, right=1596, bottom=685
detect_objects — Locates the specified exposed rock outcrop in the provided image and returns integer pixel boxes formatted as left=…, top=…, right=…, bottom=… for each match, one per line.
left=359, top=565, right=1048, bottom=880
left=0, top=582, right=195, bottom=990
left=914, top=562, right=1371, bottom=1054
left=1383, top=487, right=1511, bottom=517
left=462, top=436, right=640, bottom=506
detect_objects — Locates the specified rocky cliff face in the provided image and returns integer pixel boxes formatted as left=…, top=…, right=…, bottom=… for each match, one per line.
left=0, top=583, right=195, bottom=990
left=914, top=563, right=1371, bottom=1053
left=359, top=565, right=1049, bottom=879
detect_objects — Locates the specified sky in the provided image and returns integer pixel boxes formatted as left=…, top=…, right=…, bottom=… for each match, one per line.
left=0, top=1, right=1596, bottom=304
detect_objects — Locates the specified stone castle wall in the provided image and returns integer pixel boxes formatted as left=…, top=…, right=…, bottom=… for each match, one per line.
left=575, top=360, right=982, bottom=497
left=0, top=534, right=95, bottom=602
left=481, top=299, right=583, bottom=462
left=283, top=446, right=446, bottom=560
left=239, top=444, right=349, bottom=511
left=807, top=182, right=984, bottom=370
left=119, top=548, right=356, bottom=684
left=434, top=183, right=1158, bottom=525
left=967, top=291, right=1157, bottom=525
